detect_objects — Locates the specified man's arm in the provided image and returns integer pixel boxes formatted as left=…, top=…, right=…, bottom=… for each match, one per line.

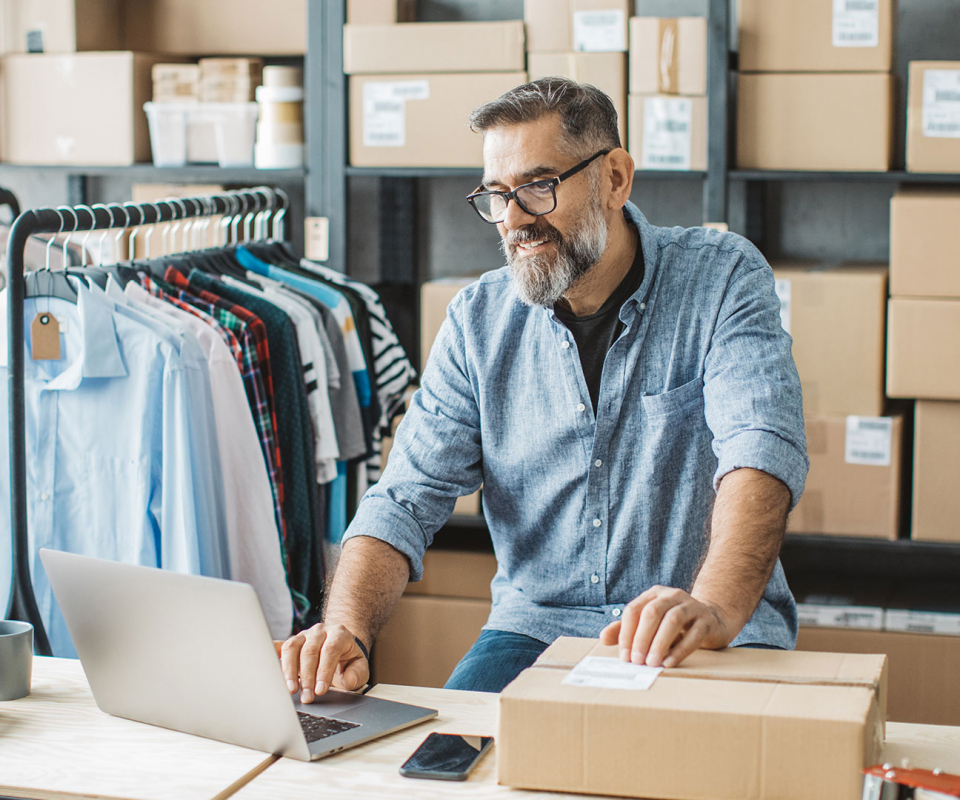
left=278, top=535, right=410, bottom=702
left=599, top=467, right=790, bottom=667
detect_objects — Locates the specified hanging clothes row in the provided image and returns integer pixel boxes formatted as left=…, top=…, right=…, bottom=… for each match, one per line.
left=2, top=188, right=417, bottom=657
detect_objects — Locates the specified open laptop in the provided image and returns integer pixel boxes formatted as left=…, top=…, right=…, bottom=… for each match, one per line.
left=39, top=548, right=437, bottom=761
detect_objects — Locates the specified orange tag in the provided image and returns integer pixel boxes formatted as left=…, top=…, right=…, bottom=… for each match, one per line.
left=31, top=312, right=61, bottom=361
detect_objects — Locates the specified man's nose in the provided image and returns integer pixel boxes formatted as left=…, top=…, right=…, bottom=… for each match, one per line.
left=500, top=196, right=537, bottom=231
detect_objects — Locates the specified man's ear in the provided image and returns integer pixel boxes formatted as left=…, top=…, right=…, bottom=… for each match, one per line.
left=605, top=147, right=635, bottom=211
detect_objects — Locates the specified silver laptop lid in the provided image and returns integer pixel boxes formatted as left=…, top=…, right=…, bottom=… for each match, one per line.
left=40, top=549, right=312, bottom=760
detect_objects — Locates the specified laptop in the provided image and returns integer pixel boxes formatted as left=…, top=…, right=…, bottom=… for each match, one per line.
left=39, top=548, right=437, bottom=761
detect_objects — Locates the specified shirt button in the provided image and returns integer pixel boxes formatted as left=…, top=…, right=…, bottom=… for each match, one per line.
left=40, top=492, right=50, bottom=501
left=595, top=459, right=602, bottom=467
left=590, top=574, right=600, bottom=584
left=561, top=341, right=570, bottom=349
left=640, top=302, right=646, bottom=310
left=593, top=518, right=602, bottom=527
left=612, top=608, right=622, bottom=617
left=576, top=403, right=586, bottom=412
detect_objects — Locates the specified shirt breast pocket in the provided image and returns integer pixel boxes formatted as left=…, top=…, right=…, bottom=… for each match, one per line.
left=639, top=377, right=711, bottom=488
left=77, top=454, right=153, bottom=564
left=640, top=377, right=705, bottom=419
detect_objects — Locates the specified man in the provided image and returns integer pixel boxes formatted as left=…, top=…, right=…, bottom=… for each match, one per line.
left=280, top=78, right=807, bottom=701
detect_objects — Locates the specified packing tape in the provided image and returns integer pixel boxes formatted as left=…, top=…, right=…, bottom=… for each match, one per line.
left=658, top=18, right=679, bottom=94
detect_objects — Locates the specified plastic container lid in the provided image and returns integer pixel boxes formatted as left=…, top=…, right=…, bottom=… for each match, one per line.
left=263, top=65, right=303, bottom=88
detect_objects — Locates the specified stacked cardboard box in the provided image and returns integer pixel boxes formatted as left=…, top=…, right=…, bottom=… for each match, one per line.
left=906, top=61, right=960, bottom=173
left=887, top=189, right=960, bottom=543
left=772, top=263, right=902, bottom=539
left=627, top=17, right=707, bottom=171
left=0, top=0, right=121, bottom=53
left=344, top=21, right=526, bottom=167
left=525, top=1, right=630, bottom=152
left=737, top=0, right=895, bottom=171
left=198, top=58, right=262, bottom=103
left=152, top=64, right=200, bottom=103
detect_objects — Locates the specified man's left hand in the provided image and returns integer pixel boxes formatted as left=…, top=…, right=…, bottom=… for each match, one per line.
left=599, top=586, right=734, bottom=669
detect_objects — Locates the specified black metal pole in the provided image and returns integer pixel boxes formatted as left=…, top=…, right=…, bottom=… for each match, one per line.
left=4, top=190, right=270, bottom=655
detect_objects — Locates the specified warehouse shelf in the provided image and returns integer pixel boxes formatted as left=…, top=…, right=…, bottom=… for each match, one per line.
left=346, top=166, right=706, bottom=180
left=0, top=163, right=307, bottom=183
left=730, top=169, right=960, bottom=184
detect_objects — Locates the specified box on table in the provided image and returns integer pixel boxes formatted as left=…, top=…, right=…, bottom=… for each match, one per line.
left=737, top=73, right=894, bottom=171
left=528, top=52, right=626, bottom=145
left=347, top=0, right=415, bottom=24
left=890, top=189, right=960, bottom=298
left=906, top=61, right=960, bottom=174
left=772, top=263, right=888, bottom=417
left=0, top=0, right=121, bottom=53
left=788, top=415, right=902, bottom=540
left=887, top=298, right=960, bottom=400
left=0, top=52, right=163, bottom=165
left=628, top=94, right=707, bottom=171
left=738, top=0, right=894, bottom=73
left=524, top=0, right=630, bottom=53
left=629, top=17, right=706, bottom=96
left=344, top=21, right=524, bottom=74
left=798, top=627, right=960, bottom=726
left=912, top=400, right=960, bottom=543
left=499, top=637, right=885, bottom=800
left=349, top=71, right=526, bottom=167
left=123, top=0, right=306, bottom=55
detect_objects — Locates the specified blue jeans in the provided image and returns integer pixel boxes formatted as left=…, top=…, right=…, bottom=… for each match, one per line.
left=444, top=629, right=549, bottom=693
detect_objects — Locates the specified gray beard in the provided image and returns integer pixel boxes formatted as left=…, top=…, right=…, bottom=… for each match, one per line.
left=504, top=200, right=609, bottom=308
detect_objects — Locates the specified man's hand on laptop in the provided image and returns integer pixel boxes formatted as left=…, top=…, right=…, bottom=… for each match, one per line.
left=276, top=623, right=369, bottom=704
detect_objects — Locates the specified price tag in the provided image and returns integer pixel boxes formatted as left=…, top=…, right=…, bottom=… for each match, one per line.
left=31, top=312, right=61, bottom=361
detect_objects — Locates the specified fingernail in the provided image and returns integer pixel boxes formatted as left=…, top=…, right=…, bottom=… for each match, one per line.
left=316, top=681, right=327, bottom=695
left=620, top=649, right=630, bottom=661
left=663, top=657, right=676, bottom=669
left=631, top=652, right=643, bottom=665
left=301, top=688, right=313, bottom=703
left=286, top=679, right=297, bottom=693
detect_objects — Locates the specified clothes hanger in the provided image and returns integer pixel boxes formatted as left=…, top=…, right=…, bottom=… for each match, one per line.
left=23, top=206, right=79, bottom=302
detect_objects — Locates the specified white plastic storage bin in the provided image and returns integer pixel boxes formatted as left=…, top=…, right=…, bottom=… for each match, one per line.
left=145, top=101, right=259, bottom=167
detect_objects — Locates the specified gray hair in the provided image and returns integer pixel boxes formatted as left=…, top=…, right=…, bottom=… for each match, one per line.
left=469, top=77, right=621, bottom=156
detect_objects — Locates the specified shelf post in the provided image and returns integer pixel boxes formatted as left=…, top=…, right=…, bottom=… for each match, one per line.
left=703, top=0, right=729, bottom=224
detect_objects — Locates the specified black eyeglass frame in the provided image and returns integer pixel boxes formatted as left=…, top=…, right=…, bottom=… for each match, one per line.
left=466, top=149, right=610, bottom=224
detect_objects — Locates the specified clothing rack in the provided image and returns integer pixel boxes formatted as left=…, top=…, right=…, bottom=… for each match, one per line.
left=5, top=187, right=287, bottom=655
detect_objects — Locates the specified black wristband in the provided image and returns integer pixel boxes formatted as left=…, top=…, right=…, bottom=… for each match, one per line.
left=353, top=635, right=369, bottom=660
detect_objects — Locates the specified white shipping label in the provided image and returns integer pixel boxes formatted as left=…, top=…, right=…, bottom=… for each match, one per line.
left=922, top=70, right=960, bottom=139
left=832, top=0, right=879, bottom=47
left=884, top=609, right=960, bottom=636
left=362, top=81, right=430, bottom=148
left=774, top=279, right=791, bottom=334
left=562, top=656, right=663, bottom=691
left=845, top=416, right=893, bottom=466
left=796, top=603, right=885, bottom=630
left=573, top=9, right=626, bottom=52
left=641, top=97, right=692, bottom=171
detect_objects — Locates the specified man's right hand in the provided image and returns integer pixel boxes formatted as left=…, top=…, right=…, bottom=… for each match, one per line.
left=276, top=623, right=370, bottom=703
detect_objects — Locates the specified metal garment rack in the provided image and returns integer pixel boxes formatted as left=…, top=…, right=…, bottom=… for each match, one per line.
left=4, top=188, right=281, bottom=655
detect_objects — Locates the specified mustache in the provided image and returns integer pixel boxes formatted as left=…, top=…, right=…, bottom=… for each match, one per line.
left=505, top=222, right=563, bottom=248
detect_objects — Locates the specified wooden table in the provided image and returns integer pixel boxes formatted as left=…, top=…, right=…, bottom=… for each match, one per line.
left=0, top=657, right=273, bottom=800
left=4, top=657, right=960, bottom=800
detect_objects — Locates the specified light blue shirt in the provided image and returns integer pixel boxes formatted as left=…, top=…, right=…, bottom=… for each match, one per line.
left=0, top=283, right=226, bottom=657
left=345, top=204, right=809, bottom=649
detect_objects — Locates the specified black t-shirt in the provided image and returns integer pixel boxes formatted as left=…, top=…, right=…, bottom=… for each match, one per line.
left=554, top=227, right=644, bottom=414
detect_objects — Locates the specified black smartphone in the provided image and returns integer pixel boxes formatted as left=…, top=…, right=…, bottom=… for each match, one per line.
left=399, top=733, right=494, bottom=781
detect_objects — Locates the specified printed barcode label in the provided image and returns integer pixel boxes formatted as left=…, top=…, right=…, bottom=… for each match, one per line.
left=845, top=416, right=893, bottom=466
left=562, top=656, right=662, bottom=691
left=797, top=604, right=884, bottom=630
left=884, top=609, right=960, bottom=636
left=362, top=81, right=430, bottom=148
left=641, top=97, right=693, bottom=171
left=832, top=0, right=878, bottom=47
left=923, top=70, right=960, bottom=139
left=372, top=101, right=402, bottom=114
left=774, top=279, right=791, bottom=335
left=573, top=9, right=626, bottom=52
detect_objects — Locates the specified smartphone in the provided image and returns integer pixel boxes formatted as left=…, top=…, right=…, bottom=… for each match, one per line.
left=399, top=733, right=494, bottom=781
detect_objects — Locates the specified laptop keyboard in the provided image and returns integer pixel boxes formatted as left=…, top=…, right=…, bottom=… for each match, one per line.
left=297, top=712, right=361, bottom=744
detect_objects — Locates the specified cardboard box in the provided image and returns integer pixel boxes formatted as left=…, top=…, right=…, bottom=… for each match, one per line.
left=628, top=94, right=707, bottom=171
left=890, top=189, right=960, bottom=298
left=906, top=61, right=960, bottom=174
left=123, top=0, right=306, bottom=55
left=371, top=595, right=490, bottom=688
left=404, top=549, right=497, bottom=600
left=629, top=17, right=706, bottom=96
left=737, top=73, right=894, bottom=172
left=347, top=0, right=415, bottom=25
left=0, top=0, right=121, bottom=53
left=798, top=627, right=960, bottom=726
left=349, top=72, right=526, bottom=168
left=528, top=52, right=626, bottom=145
left=887, top=298, right=960, bottom=400
left=0, top=52, right=163, bottom=165
left=524, top=0, right=572, bottom=53
left=772, top=264, right=888, bottom=416
left=524, top=0, right=629, bottom=53
left=500, top=637, right=885, bottom=800
left=739, top=0, right=894, bottom=73
left=788, top=415, right=902, bottom=540
left=344, top=22, right=525, bottom=74
left=912, top=400, right=960, bottom=543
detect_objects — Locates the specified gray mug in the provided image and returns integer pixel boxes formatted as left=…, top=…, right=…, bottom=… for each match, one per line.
left=0, top=620, right=33, bottom=700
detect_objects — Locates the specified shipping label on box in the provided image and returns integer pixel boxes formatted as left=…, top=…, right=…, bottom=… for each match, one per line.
left=907, top=62, right=960, bottom=173
left=884, top=609, right=960, bottom=636
left=642, top=96, right=692, bottom=169
left=844, top=416, right=893, bottom=466
left=775, top=278, right=792, bottom=334
left=361, top=80, right=429, bottom=147
left=797, top=603, right=885, bottom=630
left=573, top=9, right=626, bottom=52
left=832, top=0, right=880, bottom=48
left=922, top=69, right=960, bottom=139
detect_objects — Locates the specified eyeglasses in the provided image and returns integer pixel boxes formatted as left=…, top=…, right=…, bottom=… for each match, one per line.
left=466, top=149, right=609, bottom=224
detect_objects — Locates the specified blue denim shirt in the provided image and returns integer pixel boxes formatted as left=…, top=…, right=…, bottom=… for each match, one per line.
left=345, top=203, right=808, bottom=649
